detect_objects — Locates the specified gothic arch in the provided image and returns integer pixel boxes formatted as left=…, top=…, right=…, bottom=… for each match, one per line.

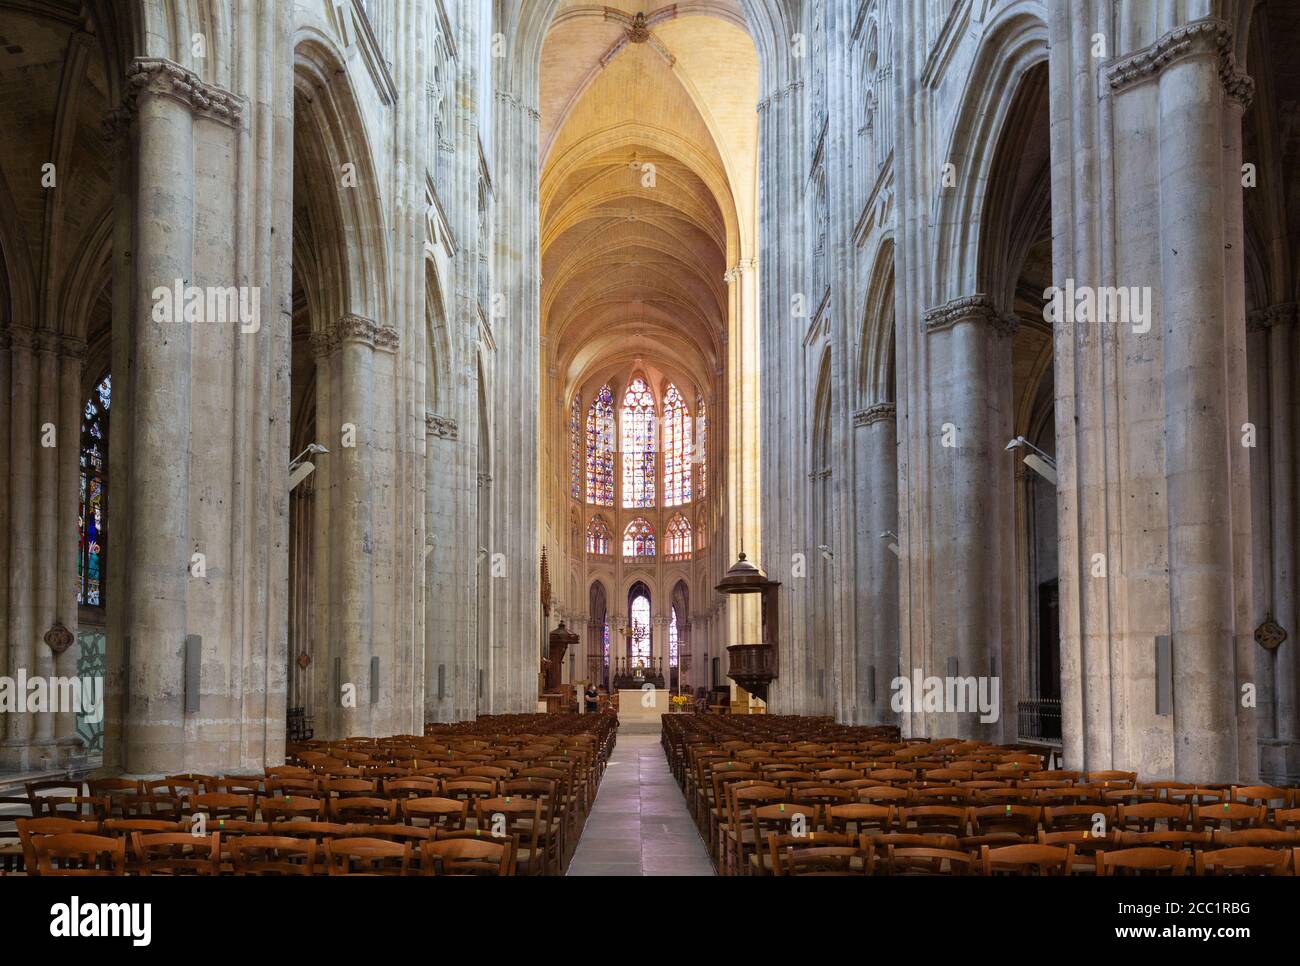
left=929, top=3, right=1049, bottom=305
left=293, top=31, right=390, bottom=330
left=858, top=236, right=895, bottom=408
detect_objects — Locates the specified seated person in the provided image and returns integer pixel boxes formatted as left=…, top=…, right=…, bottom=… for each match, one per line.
left=585, top=684, right=599, bottom=713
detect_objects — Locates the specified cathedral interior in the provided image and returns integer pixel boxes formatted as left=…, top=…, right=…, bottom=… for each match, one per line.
left=0, top=0, right=1299, bottom=894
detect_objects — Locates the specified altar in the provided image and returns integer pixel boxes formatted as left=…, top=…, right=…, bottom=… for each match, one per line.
left=617, top=688, right=671, bottom=727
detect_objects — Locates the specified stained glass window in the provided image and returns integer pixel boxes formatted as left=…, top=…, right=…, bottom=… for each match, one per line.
left=586, top=384, right=614, bottom=506
left=586, top=515, right=612, bottom=555
left=696, top=398, right=707, bottom=500
left=622, top=518, right=655, bottom=558
left=78, top=374, right=111, bottom=607
left=569, top=394, right=582, bottom=500
left=669, top=606, right=679, bottom=668
left=603, top=619, right=610, bottom=667
left=630, top=594, right=651, bottom=666
left=662, top=384, right=692, bottom=506
left=665, top=514, right=692, bottom=559
left=621, top=376, right=656, bottom=508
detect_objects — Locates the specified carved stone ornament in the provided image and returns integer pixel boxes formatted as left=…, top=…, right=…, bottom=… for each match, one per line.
left=44, top=622, right=75, bottom=656
left=297, top=652, right=312, bottom=670
left=1255, top=615, right=1287, bottom=651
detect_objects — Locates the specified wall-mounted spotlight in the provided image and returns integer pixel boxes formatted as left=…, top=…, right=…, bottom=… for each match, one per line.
left=289, top=442, right=330, bottom=491
left=879, top=530, right=901, bottom=558
left=1005, top=436, right=1057, bottom=486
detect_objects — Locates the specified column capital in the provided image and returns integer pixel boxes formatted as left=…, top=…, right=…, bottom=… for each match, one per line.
left=1246, top=302, right=1297, bottom=332
left=313, top=314, right=400, bottom=355
left=425, top=411, right=459, bottom=439
left=494, top=89, right=540, bottom=121
left=923, top=294, right=1016, bottom=337
left=1106, top=18, right=1254, bottom=108
left=854, top=402, right=896, bottom=427
left=113, top=57, right=244, bottom=131
left=60, top=336, right=87, bottom=361
left=34, top=328, right=61, bottom=355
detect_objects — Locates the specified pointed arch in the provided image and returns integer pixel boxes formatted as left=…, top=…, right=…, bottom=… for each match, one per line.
left=621, top=373, right=657, bottom=508
left=585, top=514, right=613, bottom=556
left=585, top=383, right=615, bottom=505
left=622, top=517, right=655, bottom=559
left=665, top=513, right=693, bottom=560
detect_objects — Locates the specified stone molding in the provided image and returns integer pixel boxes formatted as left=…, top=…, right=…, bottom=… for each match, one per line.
left=854, top=402, right=896, bottom=427
left=0, top=324, right=85, bottom=359
left=311, top=315, right=400, bottom=356
left=426, top=411, right=459, bottom=439
left=1106, top=18, right=1254, bottom=109
left=923, top=294, right=1017, bottom=337
left=494, top=89, right=540, bottom=121
left=1246, top=302, right=1297, bottom=333
left=104, top=57, right=243, bottom=139
left=758, top=80, right=803, bottom=113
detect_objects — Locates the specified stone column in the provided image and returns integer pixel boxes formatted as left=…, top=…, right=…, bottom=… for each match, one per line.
left=55, top=339, right=86, bottom=746
left=854, top=402, right=898, bottom=724
left=1152, top=29, right=1247, bottom=783
left=3, top=326, right=36, bottom=764
left=922, top=295, right=1014, bottom=739
left=32, top=331, right=60, bottom=745
left=1267, top=306, right=1298, bottom=746
left=0, top=325, right=9, bottom=747
left=122, top=62, right=198, bottom=775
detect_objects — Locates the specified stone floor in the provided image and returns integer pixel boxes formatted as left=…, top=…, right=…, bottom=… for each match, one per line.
left=566, top=733, right=715, bottom=876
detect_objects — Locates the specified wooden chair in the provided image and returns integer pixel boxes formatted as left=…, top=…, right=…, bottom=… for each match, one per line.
left=1114, top=830, right=1211, bottom=851
left=131, top=831, right=221, bottom=875
left=825, top=803, right=894, bottom=836
left=1097, top=847, right=1190, bottom=875
left=422, top=837, right=514, bottom=876
left=121, top=794, right=184, bottom=821
left=1193, top=802, right=1264, bottom=831
left=230, top=835, right=317, bottom=875
left=981, top=843, right=1074, bottom=876
left=0, top=795, right=31, bottom=872
left=261, top=796, right=325, bottom=823
left=191, top=792, right=256, bottom=822
left=765, top=832, right=863, bottom=875
left=1194, top=846, right=1290, bottom=875
left=382, top=778, right=441, bottom=801
left=32, top=833, right=127, bottom=876
left=475, top=797, right=544, bottom=875
left=1212, top=827, right=1300, bottom=848
left=883, top=845, right=974, bottom=876
left=1043, top=804, right=1114, bottom=833
left=402, top=797, right=468, bottom=832
left=325, top=836, right=416, bottom=876
left=1115, top=802, right=1188, bottom=832
left=971, top=804, right=1041, bottom=837
left=329, top=796, right=397, bottom=824
left=897, top=805, right=969, bottom=836
left=783, top=845, right=870, bottom=876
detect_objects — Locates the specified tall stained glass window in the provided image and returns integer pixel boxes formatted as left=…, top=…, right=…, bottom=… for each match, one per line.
left=696, top=398, right=707, bottom=500
left=665, top=514, right=692, bottom=559
left=586, top=384, right=614, bottom=506
left=621, top=376, right=656, bottom=508
left=586, top=515, right=612, bottom=555
left=603, top=619, right=610, bottom=667
left=78, top=374, right=111, bottom=606
left=569, top=394, right=582, bottom=500
left=662, top=384, right=692, bottom=506
left=669, top=606, right=679, bottom=668
left=622, top=518, right=655, bottom=558
left=630, top=594, right=651, bottom=666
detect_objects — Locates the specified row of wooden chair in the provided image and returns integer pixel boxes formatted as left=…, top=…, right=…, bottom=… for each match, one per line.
left=19, top=827, right=515, bottom=876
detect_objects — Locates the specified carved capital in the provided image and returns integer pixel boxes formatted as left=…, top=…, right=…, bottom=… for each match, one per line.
left=854, top=402, right=896, bottom=427
left=60, top=336, right=88, bottom=361
left=1247, top=302, right=1297, bottom=332
left=923, top=294, right=1008, bottom=335
left=121, top=57, right=244, bottom=129
left=425, top=411, right=459, bottom=439
left=1106, top=18, right=1254, bottom=108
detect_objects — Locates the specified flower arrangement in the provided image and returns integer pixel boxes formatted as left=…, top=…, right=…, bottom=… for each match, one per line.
left=670, top=694, right=691, bottom=711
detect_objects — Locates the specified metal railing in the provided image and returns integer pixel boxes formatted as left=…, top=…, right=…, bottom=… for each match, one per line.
left=1017, top=698, right=1062, bottom=744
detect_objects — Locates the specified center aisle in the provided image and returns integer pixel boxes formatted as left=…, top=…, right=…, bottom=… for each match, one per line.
left=567, top=733, right=715, bottom=876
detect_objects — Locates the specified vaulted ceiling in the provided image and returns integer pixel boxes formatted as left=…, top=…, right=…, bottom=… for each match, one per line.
left=539, top=1, right=759, bottom=405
